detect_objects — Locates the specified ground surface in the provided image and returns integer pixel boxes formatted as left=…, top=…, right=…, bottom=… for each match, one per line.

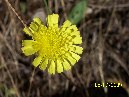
left=0, top=0, right=129, bottom=97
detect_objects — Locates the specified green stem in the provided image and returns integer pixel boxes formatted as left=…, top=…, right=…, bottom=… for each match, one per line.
left=43, top=0, right=51, bottom=15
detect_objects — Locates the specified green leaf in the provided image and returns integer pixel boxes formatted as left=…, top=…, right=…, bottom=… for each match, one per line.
left=20, top=1, right=27, bottom=13
left=68, top=0, right=87, bottom=24
left=0, top=84, right=16, bottom=97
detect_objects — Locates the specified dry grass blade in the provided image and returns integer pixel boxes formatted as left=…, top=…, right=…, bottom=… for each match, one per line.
left=0, top=55, right=21, bottom=97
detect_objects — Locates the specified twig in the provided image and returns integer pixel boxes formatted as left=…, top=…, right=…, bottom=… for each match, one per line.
left=89, top=3, right=129, bottom=10
left=1, top=55, right=21, bottom=97
left=74, top=67, right=89, bottom=97
left=43, top=0, right=51, bottom=14
left=61, top=0, right=67, bottom=19
left=27, top=68, right=36, bottom=97
left=54, top=0, right=58, bottom=13
left=106, top=43, right=129, bottom=76
left=4, top=0, right=26, bottom=27
left=98, top=17, right=107, bottom=94
left=62, top=72, right=78, bottom=87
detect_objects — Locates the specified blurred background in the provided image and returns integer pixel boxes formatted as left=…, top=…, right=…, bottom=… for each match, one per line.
left=0, top=0, right=129, bottom=97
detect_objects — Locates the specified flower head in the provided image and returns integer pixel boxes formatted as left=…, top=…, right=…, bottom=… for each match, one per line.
left=22, top=14, right=83, bottom=74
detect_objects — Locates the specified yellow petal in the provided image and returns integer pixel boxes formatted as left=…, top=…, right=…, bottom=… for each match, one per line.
left=65, top=25, right=78, bottom=32
left=75, top=46, right=83, bottom=54
left=62, top=20, right=71, bottom=28
left=32, top=56, right=42, bottom=67
left=71, top=31, right=80, bottom=36
left=23, top=27, right=32, bottom=36
left=47, top=14, right=59, bottom=28
left=60, top=20, right=71, bottom=32
left=56, top=60, right=63, bottom=73
left=72, top=36, right=82, bottom=44
left=48, top=60, right=56, bottom=74
left=69, top=45, right=83, bottom=54
left=33, top=17, right=42, bottom=25
left=62, top=59, right=71, bottom=70
left=65, top=53, right=76, bottom=65
left=29, top=22, right=39, bottom=32
left=22, top=40, right=35, bottom=47
left=69, top=52, right=80, bottom=62
left=39, top=59, right=48, bottom=70
left=21, top=46, right=36, bottom=56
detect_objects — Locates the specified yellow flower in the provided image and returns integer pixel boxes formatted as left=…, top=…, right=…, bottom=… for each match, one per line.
left=22, top=14, right=83, bottom=74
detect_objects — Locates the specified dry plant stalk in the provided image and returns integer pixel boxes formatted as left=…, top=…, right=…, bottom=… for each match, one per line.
left=4, top=0, right=26, bottom=27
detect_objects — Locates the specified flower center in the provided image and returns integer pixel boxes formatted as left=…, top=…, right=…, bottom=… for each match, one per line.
left=34, top=27, right=65, bottom=60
